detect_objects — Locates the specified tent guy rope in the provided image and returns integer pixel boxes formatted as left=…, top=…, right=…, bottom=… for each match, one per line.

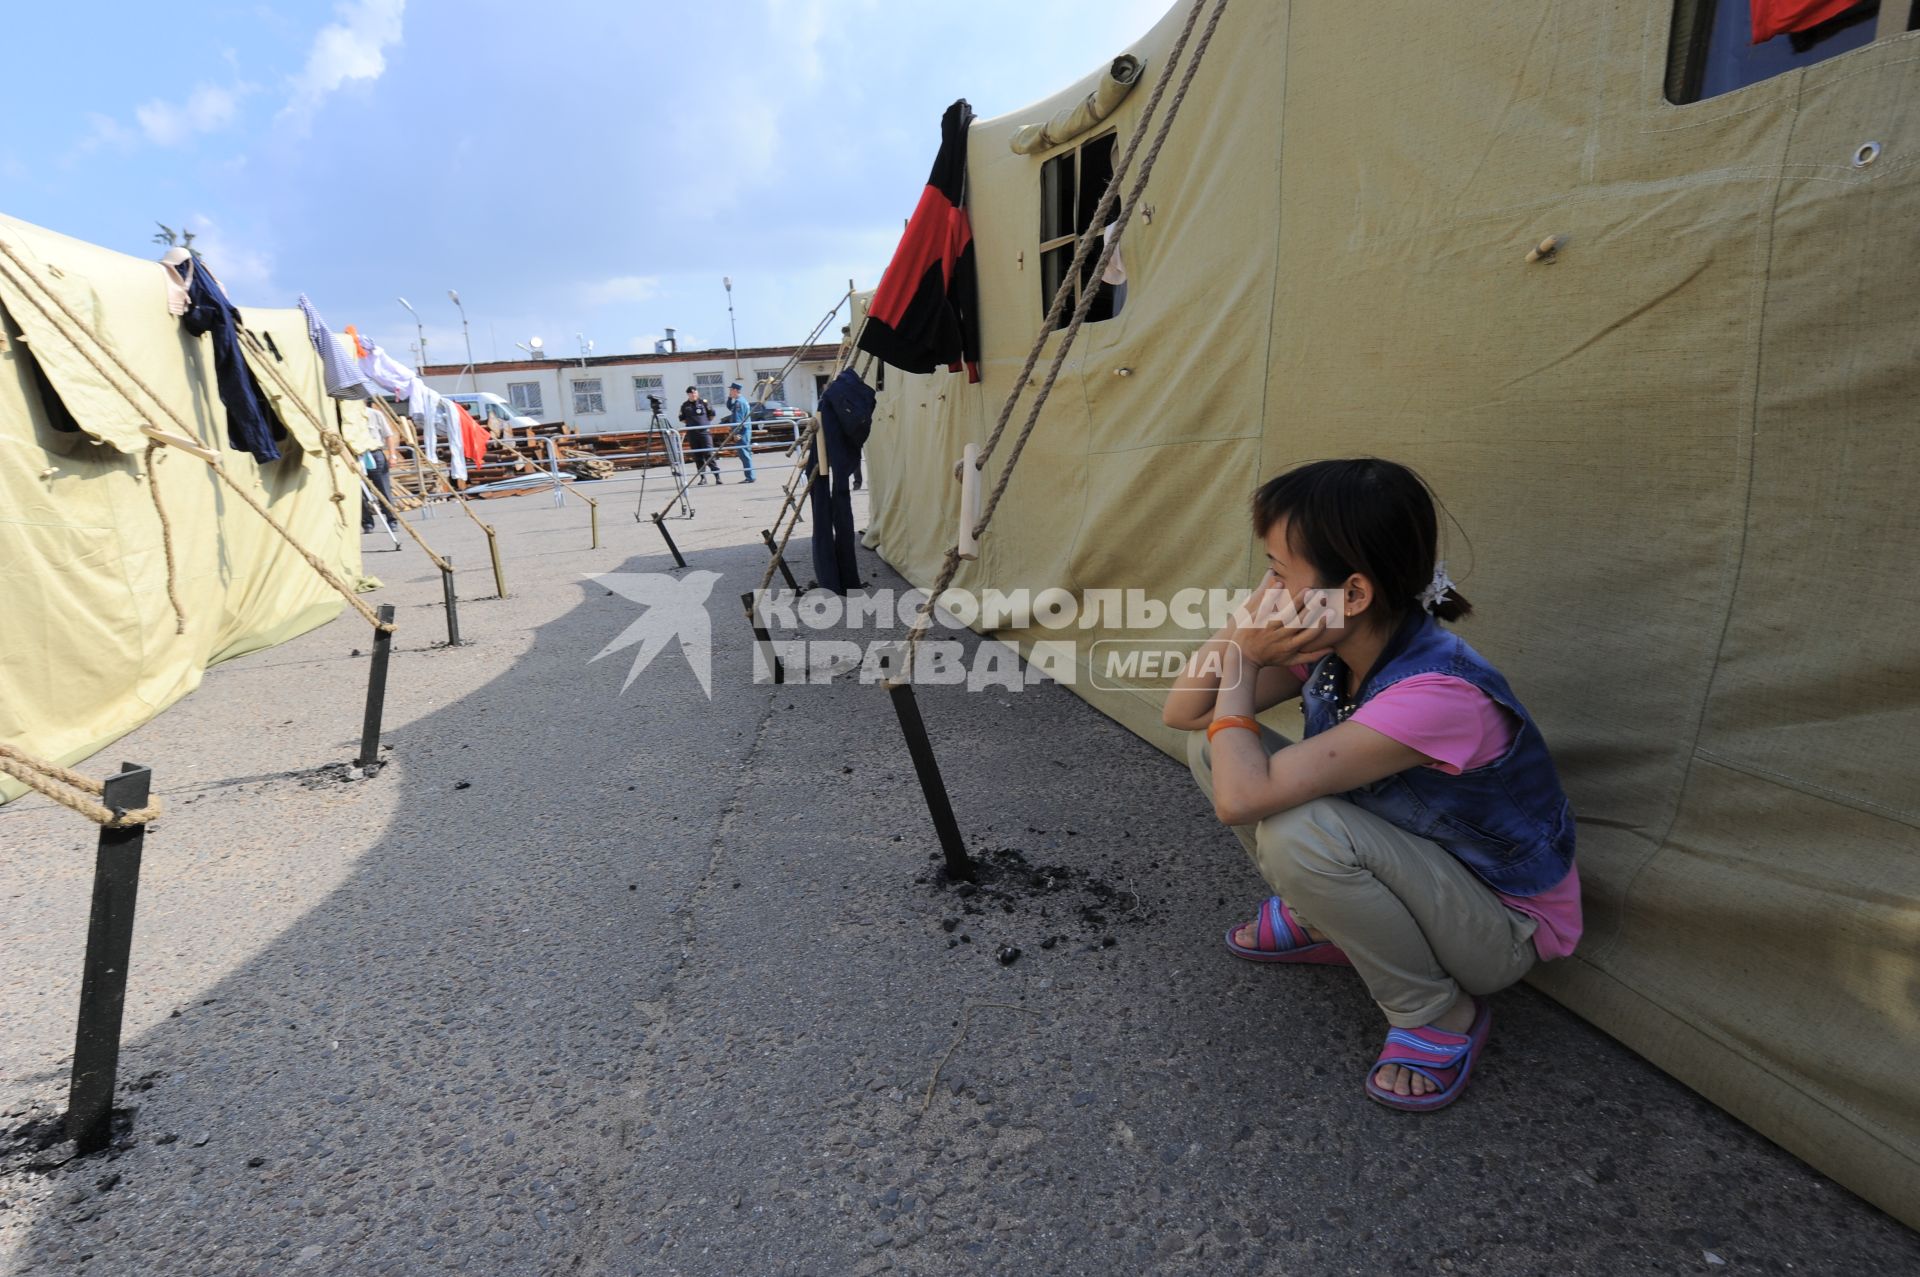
left=237, top=329, right=454, bottom=575
left=0, top=744, right=163, bottom=828
left=142, top=439, right=189, bottom=634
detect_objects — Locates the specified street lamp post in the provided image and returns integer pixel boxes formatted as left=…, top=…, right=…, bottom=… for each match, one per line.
left=396, top=297, right=426, bottom=373
left=448, top=289, right=475, bottom=391
left=723, top=276, right=741, bottom=382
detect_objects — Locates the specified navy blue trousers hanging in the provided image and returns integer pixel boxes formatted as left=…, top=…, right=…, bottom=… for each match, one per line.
left=807, top=369, right=876, bottom=594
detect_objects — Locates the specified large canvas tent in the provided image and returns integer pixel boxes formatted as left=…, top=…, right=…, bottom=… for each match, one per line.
left=1, top=213, right=371, bottom=803
left=862, top=1, right=1920, bottom=1228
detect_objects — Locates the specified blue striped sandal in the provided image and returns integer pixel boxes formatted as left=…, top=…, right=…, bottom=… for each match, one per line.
left=1222, top=896, right=1353, bottom=966
left=1364, top=998, right=1493, bottom=1112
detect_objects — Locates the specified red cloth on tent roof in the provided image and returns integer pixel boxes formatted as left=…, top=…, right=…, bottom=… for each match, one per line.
left=1751, top=0, right=1863, bottom=43
left=453, top=402, right=487, bottom=465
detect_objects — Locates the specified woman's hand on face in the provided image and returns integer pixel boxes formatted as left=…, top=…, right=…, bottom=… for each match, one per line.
left=1230, top=570, right=1284, bottom=630
left=1233, top=604, right=1339, bottom=670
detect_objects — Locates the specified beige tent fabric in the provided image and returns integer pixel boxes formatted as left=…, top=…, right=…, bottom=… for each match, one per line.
left=1009, top=55, right=1146, bottom=155
left=0, top=213, right=368, bottom=804
left=863, top=2, right=1920, bottom=1228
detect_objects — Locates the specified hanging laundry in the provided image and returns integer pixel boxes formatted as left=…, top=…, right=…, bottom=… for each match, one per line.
left=428, top=397, right=474, bottom=482
left=1100, top=220, right=1129, bottom=317
left=407, top=379, right=438, bottom=431
left=1100, top=221, right=1127, bottom=287
left=1750, top=0, right=1863, bottom=43
left=353, top=337, right=417, bottom=401
left=807, top=368, right=877, bottom=595
left=858, top=99, right=982, bottom=382
left=452, top=400, right=488, bottom=466
left=173, top=258, right=284, bottom=462
left=408, top=382, right=457, bottom=481
left=158, top=248, right=193, bottom=317
left=298, top=294, right=374, bottom=400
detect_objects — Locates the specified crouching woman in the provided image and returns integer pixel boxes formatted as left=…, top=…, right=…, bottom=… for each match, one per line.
left=1163, top=458, right=1581, bottom=1111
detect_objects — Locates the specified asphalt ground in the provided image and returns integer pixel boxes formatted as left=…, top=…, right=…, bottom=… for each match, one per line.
left=2, top=463, right=1916, bottom=1276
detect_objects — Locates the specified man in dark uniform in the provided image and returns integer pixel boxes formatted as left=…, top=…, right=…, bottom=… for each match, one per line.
left=678, top=385, right=721, bottom=484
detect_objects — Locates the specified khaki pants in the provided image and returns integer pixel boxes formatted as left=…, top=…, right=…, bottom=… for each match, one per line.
left=1186, top=728, right=1537, bottom=1028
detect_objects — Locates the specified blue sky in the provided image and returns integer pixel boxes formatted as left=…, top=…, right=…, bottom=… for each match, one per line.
left=3, top=0, right=1170, bottom=366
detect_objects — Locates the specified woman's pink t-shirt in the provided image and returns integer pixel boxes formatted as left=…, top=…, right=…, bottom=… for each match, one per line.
left=1292, top=667, right=1582, bottom=959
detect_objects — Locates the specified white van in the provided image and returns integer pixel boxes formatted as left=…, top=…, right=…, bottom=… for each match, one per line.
left=449, top=392, right=541, bottom=444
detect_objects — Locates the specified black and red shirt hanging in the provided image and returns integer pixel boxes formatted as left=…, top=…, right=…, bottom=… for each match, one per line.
left=1750, top=0, right=1865, bottom=43
left=859, top=99, right=982, bottom=383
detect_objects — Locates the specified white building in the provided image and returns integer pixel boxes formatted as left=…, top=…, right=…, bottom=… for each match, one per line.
left=421, top=343, right=840, bottom=435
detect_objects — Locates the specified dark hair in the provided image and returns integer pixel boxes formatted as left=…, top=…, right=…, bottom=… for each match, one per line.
left=685, top=385, right=697, bottom=393
left=1250, top=458, right=1472, bottom=624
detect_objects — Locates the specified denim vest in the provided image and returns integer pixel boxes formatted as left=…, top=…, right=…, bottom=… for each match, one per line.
left=1300, top=612, right=1575, bottom=896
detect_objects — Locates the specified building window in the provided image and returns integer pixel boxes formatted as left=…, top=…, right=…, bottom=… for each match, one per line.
left=507, top=381, right=544, bottom=416
left=1038, top=131, right=1123, bottom=330
left=695, top=371, right=727, bottom=404
left=633, top=374, right=665, bottom=410
left=572, top=378, right=606, bottom=415
left=1666, top=1, right=1897, bottom=104
left=753, top=368, right=787, bottom=403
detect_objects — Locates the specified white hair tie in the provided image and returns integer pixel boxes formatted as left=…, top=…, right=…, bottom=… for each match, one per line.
left=1417, top=561, right=1455, bottom=614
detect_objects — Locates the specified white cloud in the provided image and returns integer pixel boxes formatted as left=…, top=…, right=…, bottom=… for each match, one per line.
left=72, top=112, right=136, bottom=157
left=136, top=83, right=255, bottom=146
left=282, top=0, right=406, bottom=124
left=583, top=275, right=663, bottom=306
left=767, top=0, right=828, bottom=84
left=767, top=0, right=880, bottom=85
left=183, top=215, right=278, bottom=302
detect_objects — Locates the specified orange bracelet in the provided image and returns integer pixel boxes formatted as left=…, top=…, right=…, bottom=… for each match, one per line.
left=1207, top=714, right=1261, bottom=741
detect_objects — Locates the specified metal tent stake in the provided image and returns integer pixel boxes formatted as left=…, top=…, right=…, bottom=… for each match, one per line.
left=761, top=530, right=801, bottom=591
left=886, top=680, right=975, bottom=883
left=65, top=763, right=152, bottom=1154
left=653, top=513, right=688, bottom=568
left=742, top=592, right=786, bottom=685
left=358, top=604, right=397, bottom=768
left=439, top=555, right=461, bottom=647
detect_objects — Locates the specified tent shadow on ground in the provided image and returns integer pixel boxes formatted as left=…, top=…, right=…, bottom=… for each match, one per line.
left=6, top=536, right=754, bottom=1273
left=6, top=533, right=1918, bottom=1274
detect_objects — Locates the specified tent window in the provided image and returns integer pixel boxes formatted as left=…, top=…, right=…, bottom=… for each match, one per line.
left=1038, top=131, right=1122, bottom=330
left=572, top=378, right=605, bottom=415
left=1666, top=1, right=1900, bottom=104
left=508, top=381, right=544, bottom=415
left=2, top=311, right=81, bottom=435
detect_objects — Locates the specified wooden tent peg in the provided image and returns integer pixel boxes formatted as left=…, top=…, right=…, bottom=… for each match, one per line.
left=1525, top=234, right=1564, bottom=263
left=955, top=444, right=982, bottom=562
left=139, top=424, right=218, bottom=464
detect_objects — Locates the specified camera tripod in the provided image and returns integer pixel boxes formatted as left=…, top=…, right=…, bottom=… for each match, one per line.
left=637, top=404, right=696, bottom=523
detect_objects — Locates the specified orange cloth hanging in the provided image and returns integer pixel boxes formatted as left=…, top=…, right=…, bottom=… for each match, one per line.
left=453, top=402, right=488, bottom=465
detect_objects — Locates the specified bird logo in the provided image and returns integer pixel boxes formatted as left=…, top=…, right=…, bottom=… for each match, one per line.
left=589, top=571, right=722, bottom=697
